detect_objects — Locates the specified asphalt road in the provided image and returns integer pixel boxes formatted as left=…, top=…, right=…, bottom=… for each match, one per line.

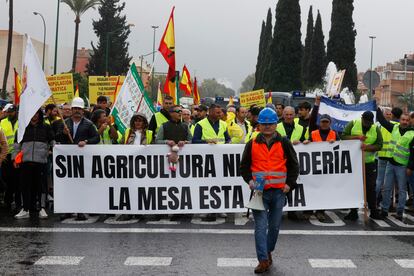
left=1, top=209, right=414, bottom=275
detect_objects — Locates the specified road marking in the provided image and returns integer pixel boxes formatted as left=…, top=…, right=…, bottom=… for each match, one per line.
left=147, top=219, right=179, bottom=225
left=387, top=215, right=414, bottom=228
left=104, top=216, right=140, bottom=225
left=309, top=211, right=345, bottom=227
left=309, top=259, right=356, bottom=268
left=124, top=257, right=172, bottom=266
left=1, top=227, right=414, bottom=235
left=34, top=256, right=84, bottom=265
left=191, top=217, right=226, bottom=225
left=217, top=258, right=257, bottom=267
left=395, top=259, right=414, bottom=268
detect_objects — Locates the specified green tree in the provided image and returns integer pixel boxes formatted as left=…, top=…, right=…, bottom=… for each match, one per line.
left=1, top=0, right=13, bottom=99
left=308, top=11, right=326, bottom=88
left=87, top=0, right=132, bottom=76
left=267, top=0, right=302, bottom=92
left=72, top=72, right=89, bottom=98
left=302, top=6, right=313, bottom=87
left=260, top=9, right=273, bottom=90
left=240, top=73, right=255, bottom=93
left=327, top=0, right=358, bottom=92
left=200, top=78, right=235, bottom=98
left=254, top=8, right=272, bottom=90
left=61, top=0, right=100, bottom=72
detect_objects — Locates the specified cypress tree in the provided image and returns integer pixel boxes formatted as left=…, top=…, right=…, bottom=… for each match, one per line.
left=87, top=0, right=132, bottom=76
left=327, top=0, right=357, bottom=92
left=302, top=6, right=313, bottom=88
left=308, top=11, right=326, bottom=87
left=267, top=0, right=302, bottom=92
left=254, top=8, right=273, bottom=90
left=253, top=20, right=266, bottom=90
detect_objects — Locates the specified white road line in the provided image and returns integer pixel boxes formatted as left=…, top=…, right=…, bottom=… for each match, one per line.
left=217, top=258, right=257, bottom=267
left=309, top=259, right=356, bottom=268
left=1, top=227, right=414, bottom=236
left=309, top=211, right=345, bottom=227
left=34, top=256, right=84, bottom=265
left=124, top=257, right=172, bottom=266
left=395, top=259, right=414, bottom=268
left=146, top=219, right=179, bottom=225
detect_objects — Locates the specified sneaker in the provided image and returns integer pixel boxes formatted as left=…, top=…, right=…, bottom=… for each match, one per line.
left=39, top=208, right=48, bottom=219
left=14, top=209, right=29, bottom=219
left=344, top=209, right=358, bottom=221
left=395, top=212, right=403, bottom=221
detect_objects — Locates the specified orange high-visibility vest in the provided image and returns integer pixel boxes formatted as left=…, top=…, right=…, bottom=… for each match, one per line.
left=311, top=129, right=336, bottom=142
left=251, top=139, right=287, bottom=190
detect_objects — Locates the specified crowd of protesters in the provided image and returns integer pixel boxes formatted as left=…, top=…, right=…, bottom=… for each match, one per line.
left=0, top=94, right=413, bottom=222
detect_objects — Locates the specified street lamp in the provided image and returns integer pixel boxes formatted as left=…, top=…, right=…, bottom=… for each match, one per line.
left=369, top=36, right=376, bottom=100
left=151, top=26, right=159, bottom=98
left=139, top=51, right=158, bottom=76
left=33, top=11, right=46, bottom=71
left=105, top=23, right=135, bottom=76
left=54, top=0, right=60, bottom=74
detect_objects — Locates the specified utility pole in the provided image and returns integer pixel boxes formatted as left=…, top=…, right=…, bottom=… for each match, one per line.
left=151, top=26, right=159, bottom=99
left=369, top=36, right=376, bottom=100
left=54, top=0, right=60, bottom=74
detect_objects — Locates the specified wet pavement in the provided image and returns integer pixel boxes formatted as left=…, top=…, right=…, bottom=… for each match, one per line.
left=1, top=208, right=414, bottom=275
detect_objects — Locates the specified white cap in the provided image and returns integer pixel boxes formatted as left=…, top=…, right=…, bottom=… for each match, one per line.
left=2, top=103, right=13, bottom=112
left=71, top=97, right=85, bottom=109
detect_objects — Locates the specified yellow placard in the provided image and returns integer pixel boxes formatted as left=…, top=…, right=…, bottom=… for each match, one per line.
left=45, top=73, right=74, bottom=105
left=239, top=89, right=266, bottom=107
left=88, top=76, right=125, bottom=104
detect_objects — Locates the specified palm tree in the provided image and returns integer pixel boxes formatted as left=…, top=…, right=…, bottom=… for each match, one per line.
left=1, top=0, right=13, bottom=99
left=61, top=0, right=100, bottom=72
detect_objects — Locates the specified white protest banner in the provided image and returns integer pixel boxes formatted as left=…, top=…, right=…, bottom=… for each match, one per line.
left=111, top=63, right=155, bottom=135
left=53, top=141, right=364, bottom=214
left=18, top=36, right=52, bottom=143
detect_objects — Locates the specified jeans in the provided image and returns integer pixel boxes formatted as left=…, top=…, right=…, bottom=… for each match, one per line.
left=376, top=159, right=388, bottom=198
left=381, top=163, right=407, bottom=213
left=252, top=188, right=285, bottom=261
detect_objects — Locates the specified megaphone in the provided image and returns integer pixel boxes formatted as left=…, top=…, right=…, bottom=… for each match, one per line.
left=246, top=190, right=265, bottom=211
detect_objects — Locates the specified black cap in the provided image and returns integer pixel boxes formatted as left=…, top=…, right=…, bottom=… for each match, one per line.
left=195, top=104, right=208, bottom=112
left=362, top=111, right=374, bottom=123
left=320, top=114, right=332, bottom=122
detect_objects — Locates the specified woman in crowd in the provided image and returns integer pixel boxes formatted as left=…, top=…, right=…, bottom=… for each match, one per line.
left=124, top=113, right=153, bottom=145
left=13, top=109, right=55, bottom=219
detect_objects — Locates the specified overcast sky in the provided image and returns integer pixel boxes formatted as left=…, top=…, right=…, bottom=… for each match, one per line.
left=1, top=0, right=413, bottom=90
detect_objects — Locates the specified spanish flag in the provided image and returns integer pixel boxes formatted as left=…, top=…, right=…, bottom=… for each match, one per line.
left=157, top=82, right=163, bottom=106
left=267, top=91, right=272, bottom=104
left=159, top=7, right=176, bottom=99
left=179, top=65, right=192, bottom=96
left=74, top=83, right=79, bottom=97
left=193, top=77, right=200, bottom=105
left=14, top=68, right=22, bottom=104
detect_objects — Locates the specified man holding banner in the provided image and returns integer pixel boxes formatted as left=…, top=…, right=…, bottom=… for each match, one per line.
left=240, top=108, right=299, bottom=274
left=342, top=111, right=383, bottom=220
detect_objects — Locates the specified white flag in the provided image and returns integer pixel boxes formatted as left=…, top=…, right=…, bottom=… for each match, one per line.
left=17, top=36, right=52, bottom=142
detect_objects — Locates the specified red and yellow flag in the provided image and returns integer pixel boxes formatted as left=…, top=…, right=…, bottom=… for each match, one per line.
left=193, top=77, right=200, bottom=105
left=179, top=65, right=192, bottom=96
left=14, top=68, right=22, bottom=104
left=267, top=91, right=272, bottom=104
left=74, top=83, right=79, bottom=98
left=157, top=82, right=163, bottom=106
left=159, top=7, right=177, bottom=100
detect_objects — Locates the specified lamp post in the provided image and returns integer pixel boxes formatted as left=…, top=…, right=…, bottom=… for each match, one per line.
left=139, top=51, right=158, bottom=76
left=151, top=26, right=159, bottom=98
left=369, top=36, right=376, bottom=100
left=105, top=23, right=135, bottom=76
left=54, top=0, right=60, bottom=74
left=33, top=12, right=46, bottom=71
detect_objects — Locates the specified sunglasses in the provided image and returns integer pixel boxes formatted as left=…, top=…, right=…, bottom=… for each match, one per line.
left=171, top=110, right=182, bottom=113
